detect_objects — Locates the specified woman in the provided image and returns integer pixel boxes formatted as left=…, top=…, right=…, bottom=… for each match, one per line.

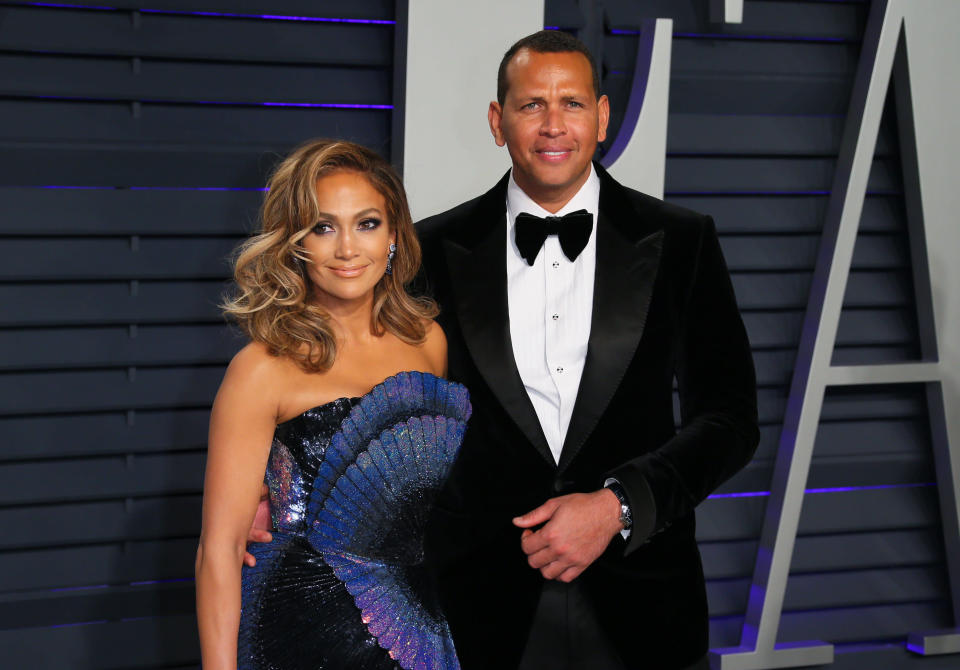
left=195, top=139, right=469, bottom=670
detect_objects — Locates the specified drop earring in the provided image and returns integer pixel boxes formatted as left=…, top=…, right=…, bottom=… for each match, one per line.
left=385, top=242, right=396, bottom=275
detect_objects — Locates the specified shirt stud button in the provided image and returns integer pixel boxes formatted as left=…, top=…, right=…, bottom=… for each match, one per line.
left=552, top=314, right=559, bottom=321
left=556, top=366, right=564, bottom=373
left=552, top=261, right=559, bottom=268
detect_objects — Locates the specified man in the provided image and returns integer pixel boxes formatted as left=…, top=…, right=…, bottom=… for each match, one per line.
left=417, top=30, right=759, bottom=670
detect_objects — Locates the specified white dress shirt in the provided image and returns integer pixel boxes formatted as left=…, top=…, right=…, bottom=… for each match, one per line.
left=506, top=165, right=600, bottom=464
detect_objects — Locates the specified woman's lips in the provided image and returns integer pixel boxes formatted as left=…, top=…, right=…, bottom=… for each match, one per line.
left=328, top=264, right=369, bottom=278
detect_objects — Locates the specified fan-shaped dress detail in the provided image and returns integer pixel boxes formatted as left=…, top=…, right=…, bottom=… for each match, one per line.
left=239, top=371, right=470, bottom=670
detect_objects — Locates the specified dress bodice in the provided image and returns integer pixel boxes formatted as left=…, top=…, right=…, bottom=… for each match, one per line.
left=240, top=371, right=470, bottom=670
left=267, top=396, right=359, bottom=533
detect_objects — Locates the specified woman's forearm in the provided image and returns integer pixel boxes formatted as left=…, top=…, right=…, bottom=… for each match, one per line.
left=196, top=540, right=245, bottom=670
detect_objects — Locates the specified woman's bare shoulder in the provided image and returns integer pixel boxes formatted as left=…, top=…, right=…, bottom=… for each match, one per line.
left=218, top=341, right=292, bottom=406
left=421, top=320, right=447, bottom=377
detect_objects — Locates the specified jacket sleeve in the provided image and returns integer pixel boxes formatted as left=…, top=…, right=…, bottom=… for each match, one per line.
left=607, top=216, right=760, bottom=555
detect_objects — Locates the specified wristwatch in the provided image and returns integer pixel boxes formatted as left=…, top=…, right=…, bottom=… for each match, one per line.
left=605, top=481, right=633, bottom=530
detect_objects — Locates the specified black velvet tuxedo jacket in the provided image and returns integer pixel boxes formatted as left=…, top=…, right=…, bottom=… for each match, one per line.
left=417, top=164, right=759, bottom=670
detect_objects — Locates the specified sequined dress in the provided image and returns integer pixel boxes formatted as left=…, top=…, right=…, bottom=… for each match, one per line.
left=239, top=371, right=470, bottom=670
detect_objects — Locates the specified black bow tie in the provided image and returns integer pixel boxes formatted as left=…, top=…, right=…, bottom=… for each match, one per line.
left=514, top=209, right=594, bottom=266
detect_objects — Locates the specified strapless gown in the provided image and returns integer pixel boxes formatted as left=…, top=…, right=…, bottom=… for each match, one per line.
left=238, top=371, right=470, bottom=670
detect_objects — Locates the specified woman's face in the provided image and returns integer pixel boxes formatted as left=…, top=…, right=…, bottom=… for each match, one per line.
left=300, top=170, right=395, bottom=310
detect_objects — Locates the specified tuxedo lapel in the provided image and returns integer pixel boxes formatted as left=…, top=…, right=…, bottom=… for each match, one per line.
left=557, top=167, right=664, bottom=472
left=442, top=177, right=554, bottom=467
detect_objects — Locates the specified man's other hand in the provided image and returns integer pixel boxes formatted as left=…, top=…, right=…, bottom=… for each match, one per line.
left=512, top=489, right=623, bottom=582
left=243, top=483, right=273, bottom=567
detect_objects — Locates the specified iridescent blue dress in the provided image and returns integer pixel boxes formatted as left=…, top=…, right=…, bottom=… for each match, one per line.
left=239, top=371, right=470, bottom=670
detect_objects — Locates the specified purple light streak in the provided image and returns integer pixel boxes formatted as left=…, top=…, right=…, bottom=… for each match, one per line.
left=49, top=583, right=109, bottom=592
left=139, top=9, right=394, bottom=25
left=129, top=577, right=194, bottom=586
left=48, top=619, right=109, bottom=629
left=260, top=102, right=393, bottom=109
left=22, top=185, right=267, bottom=191
left=708, top=482, right=935, bottom=500
left=127, top=186, right=268, bottom=192
left=22, top=3, right=395, bottom=24
left=29, top=94, right=391, bottom=109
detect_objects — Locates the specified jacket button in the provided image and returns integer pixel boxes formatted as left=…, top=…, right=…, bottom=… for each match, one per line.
left=553, top=479, right=565, bottom=493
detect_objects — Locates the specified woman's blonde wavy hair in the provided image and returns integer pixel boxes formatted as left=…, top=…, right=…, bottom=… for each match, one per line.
left=222, top=139, right=438, bottom=372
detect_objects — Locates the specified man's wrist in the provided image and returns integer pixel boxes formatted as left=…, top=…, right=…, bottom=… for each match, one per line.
left=603, top=479, right=633, bottom=530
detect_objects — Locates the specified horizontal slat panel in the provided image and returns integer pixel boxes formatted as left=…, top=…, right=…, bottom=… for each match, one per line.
left=0, top=582, right=194, bottom=630
left=667, top=36, right=860, bottom=76
left=0, top=55, right=389, bottom=105
left=750, top=417, right=932, bottom=462
left=0, top=100, right=390, bottom=147
left=722, top=454, right=934, bottom=494
left=0, top=495, right=200, bottom=549
left=0, top=6, right=393, bottom=66
left=0, top=140, right=385, bottom=188
left=4, top=0, right=393, bottom=19
left=697, top=528, right=944, bottom=579
left=733, top=271, right=913, bottom=310
left=0, top=409, right=210, bottom=460
left=665, top=156, right=897, bottom=193
left=0, top=237, right=239, bottom=280
left=606, top=0, right=866, bottom=41
left=707, top=566, right=944, bottom=617
left=778, top=601, right=951, bottom=645
left=666, top=195, right=903, bottom=234
left=0, top=538, right=196, bottom=591
left=664, top=72, right=854, bottom=115
left=667, top=113, right=893, bottom=156
left=744, top=308, right=917, bottom=350
left=0, top=614, right=199, bottom=669
left=0, top=282, right=226, bottom=327
left=755, top=384, right=925, bottom=425
left=0, top=452, right=205, bottom=506
left=721, top=233, right=909, bottom=271
left=709, top=602, right=950, bottom=648
left=696, top=484, right=939, bottom=543
left=0, top=367, right=224, bottom=415
left=0, top=324, right=243, bottom=370
left=0, top=187, right=262, bottom=236
left=754, top=346, right=921, bottom=386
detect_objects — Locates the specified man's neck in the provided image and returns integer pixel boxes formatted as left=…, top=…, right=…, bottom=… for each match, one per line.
left=511, top=166, right=593, bottom=214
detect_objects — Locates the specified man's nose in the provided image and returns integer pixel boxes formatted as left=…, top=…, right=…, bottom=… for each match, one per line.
left=539, top=107, right=566, bottom=136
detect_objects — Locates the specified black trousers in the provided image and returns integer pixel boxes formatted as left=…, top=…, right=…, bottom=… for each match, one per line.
left=516, top=580, right=709, bottom=670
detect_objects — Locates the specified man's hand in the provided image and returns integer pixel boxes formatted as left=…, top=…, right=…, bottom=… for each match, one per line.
left=243, top=484, right=273, bottom=567
left=513, top=489, right=623, bottom=583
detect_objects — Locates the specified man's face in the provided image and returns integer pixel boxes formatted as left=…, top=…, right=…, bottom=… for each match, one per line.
left=489, top=49, right=609, bottom=212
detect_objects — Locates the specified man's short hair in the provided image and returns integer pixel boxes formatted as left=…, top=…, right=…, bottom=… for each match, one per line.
left=496, top=30, right=601, bottom=106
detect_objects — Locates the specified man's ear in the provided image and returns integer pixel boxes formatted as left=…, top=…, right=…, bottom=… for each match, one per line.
left=488, top=101, right=506, bottom=147
left=597, top=94, right=610, bottom=143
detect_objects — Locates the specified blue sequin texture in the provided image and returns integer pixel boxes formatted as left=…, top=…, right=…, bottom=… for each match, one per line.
left=240, top=371, right=470, bottom=670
